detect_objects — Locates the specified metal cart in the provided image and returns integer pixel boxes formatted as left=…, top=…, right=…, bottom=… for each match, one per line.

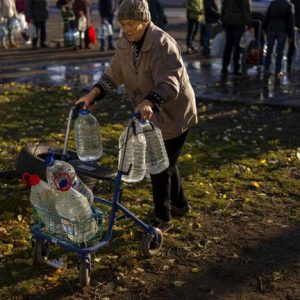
left=30, top=105, right=163, bottom=286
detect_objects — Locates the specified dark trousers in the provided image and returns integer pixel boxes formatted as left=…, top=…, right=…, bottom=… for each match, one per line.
left=32, top=21, right=46, bottom=47
left=265, top=32, right=287, bottom=73
left=187, top=19, right=199, bottom=49
left=150, top=130, right=189, bottom=222
left=222, top=24, right=245, bottom=72
left=202, top=23, right=214, bottom=55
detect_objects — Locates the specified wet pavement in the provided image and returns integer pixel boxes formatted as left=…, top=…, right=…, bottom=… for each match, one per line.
left=1, top=6, right=300, bottom=108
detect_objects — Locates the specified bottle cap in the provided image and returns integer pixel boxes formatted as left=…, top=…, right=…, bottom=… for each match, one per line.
left=22, top=172, right=41, bottom=186
left=79, top=109, right=90, bottom=115
left=54, top=173, right=72, bottom=191
left=45, top=149, right=55, bottom=166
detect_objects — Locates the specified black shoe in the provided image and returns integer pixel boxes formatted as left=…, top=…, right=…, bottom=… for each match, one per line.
left=41, top=44, right=49, bottom=48
left=233, top=71, right=242, bottom=77
left=108, top=45, right=116, bottom=50
left=171, top=204, right=191, bottom=217
left=152, top=218, right=173, bottom=233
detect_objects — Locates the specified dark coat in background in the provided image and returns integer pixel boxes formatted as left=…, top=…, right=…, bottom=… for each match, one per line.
left=204, top=0, right=220, bottom=24
left=98, top=0, right=117, bottom=19
left=148, top=0, right=167, bottom=29
left=291, top=0, right=300, bottom=28
left=25, top=0, right=48, bottom=22
left=263, top=0, right=295, bottom=38
left=221, top=0, right=251, bottom=26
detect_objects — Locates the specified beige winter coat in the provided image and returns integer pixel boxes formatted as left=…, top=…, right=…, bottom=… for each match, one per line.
left=105, top=22, right=198, bottom=140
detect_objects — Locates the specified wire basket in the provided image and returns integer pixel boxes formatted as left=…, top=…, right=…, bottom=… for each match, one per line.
left=32, top=206, right=105, bottom=245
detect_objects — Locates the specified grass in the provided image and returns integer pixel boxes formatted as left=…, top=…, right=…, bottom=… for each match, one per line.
left=0, top=82, right=299, bottom=299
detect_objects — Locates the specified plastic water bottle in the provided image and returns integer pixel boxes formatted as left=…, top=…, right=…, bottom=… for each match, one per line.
left=55, top=178, right=98, bottom=243
left=118, top=120, right=146, bottom=183
left=45, top=150, right=94, bottom=205
left=143, top=122, right=169, bottom=175
left=74, top=108, right=102, bottom=162
left=22, top=173, right=60, bottom=233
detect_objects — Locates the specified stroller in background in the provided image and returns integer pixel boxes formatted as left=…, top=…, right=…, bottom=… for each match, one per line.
left=240, top=19, right=263, bottom=73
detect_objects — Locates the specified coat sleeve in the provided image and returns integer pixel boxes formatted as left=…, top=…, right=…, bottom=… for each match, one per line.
left=148, top=38, right=184, bottom=103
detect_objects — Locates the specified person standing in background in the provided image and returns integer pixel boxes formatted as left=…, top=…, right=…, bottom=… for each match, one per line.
left=73, top=0, right=91, bottom=49
left=221, top=0, right=251, bottom=76
left=15, top=0, right=31, bottom=44
left=25, top=0, right=49, bottom=48
left=186, top=0, right=204, bottom=54
left=202, top=0, right=220, bottom=56
left=148, top=0, right=167, bottom=29
left=98, top=0, right=116, bottom=50
left=0, top=0, right=18, bottom=48
left=287, top=0, right=300, bottom=72
left=263, top=0, right=295, bottom=78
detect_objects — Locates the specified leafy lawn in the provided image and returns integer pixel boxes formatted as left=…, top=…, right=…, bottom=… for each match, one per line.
left=0, top=82, right=299, bottom=299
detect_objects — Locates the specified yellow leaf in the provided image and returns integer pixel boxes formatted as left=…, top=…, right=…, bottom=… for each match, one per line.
left=246, top=167, right=252, bottom=173
left=260, top=159, right=267, bottom=164
left=222, top=194, right=227, bottom=199
left=250, top=181, right=260, bottom=188
left=17, top=214, right=23, bottom=222
left=191, top=267, right=199, bottom=273
left=94, top=257, right=101, bottom=263
left=185, top=153, right=192, bottom=159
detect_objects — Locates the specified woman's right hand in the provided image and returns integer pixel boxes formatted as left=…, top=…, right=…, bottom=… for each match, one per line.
left=75, top=94, right=94, bottom=108
left=75, top=87, right=101, bottom=108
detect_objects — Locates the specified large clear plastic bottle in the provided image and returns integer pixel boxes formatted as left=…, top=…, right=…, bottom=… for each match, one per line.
left=23, top=173, right=60, bottom=233
left=143, top=122, right=169, bottom=175
left=118, top=120, right=146, bottom=183
left=74, top=108, right=102, bottom=162
left=45, top=150, right=94, bottom=205
left=55, top=178, right=98, bottom=243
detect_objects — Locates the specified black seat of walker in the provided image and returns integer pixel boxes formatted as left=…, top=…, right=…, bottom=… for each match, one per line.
left=68, top=160, right=117, bottom=180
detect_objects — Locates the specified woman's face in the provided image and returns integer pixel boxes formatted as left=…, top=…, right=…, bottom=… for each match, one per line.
left=119, top=20, right=148, bottom=42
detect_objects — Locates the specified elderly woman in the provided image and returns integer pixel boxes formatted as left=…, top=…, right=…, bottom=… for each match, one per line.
left=76, top=0, right=197, bottom=232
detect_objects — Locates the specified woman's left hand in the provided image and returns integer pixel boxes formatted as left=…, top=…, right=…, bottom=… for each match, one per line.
left=135, top=99, right=153, bottom=120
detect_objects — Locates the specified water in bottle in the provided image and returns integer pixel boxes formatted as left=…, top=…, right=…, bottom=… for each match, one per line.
left=74, top=108, right=102, bottom=161
left=55, top=178, right=98, bottom=243
left=143, top=122, right=169, bottom=175
left=118, top=120, right=146, bottom=183
left=45, top=150, right=94, bottom=204
left=23, top=173, right=60, bottom=233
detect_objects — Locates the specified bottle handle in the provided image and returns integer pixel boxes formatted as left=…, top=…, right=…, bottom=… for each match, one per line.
left=21, top=172, right=31, bottom=185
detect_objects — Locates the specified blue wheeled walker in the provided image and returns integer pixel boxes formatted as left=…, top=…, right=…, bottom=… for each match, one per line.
left=30, top=104, right=163, bottom=287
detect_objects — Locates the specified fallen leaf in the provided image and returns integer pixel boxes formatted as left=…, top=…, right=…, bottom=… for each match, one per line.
left=250, top=181, right=260, bottom=188
left=191, top=267, right=199, bottom=273
left=173, top=280, right=186, bottom=287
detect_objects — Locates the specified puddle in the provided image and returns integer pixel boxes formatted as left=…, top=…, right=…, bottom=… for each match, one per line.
left=1, top=56, right=300, bottom=104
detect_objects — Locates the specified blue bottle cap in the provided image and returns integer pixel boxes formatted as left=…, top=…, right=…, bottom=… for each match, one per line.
left=45, top=149, right=55, bottom=166
left=79, top=109, right=90, bottom=115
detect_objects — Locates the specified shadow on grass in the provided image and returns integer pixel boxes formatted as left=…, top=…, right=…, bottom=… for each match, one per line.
left=150, top=223, right=300, bottom=299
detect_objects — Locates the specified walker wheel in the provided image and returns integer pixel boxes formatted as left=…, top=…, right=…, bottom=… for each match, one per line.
left=79, top=257, right=91, bottom=287
left=141, top=228, right=163, bottom=257
left=32, top=239, right=49, bottom=266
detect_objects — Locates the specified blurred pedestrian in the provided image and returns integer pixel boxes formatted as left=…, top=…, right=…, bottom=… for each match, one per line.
left=78, top=10, right=87, bottom=48
left=98, top=0, right=116, bottom=50
left=73, top=0, right=91, bottom=49
left=221, top=0, right=251, bottom=76
left=287, top=0, right=300, bottom=72
left=15, top=0, right=31, bottom=44
left=202, top=0, right=220, bottom=56
left=148, top=0, right=167, bottom=29
left=263, top=0, right=295, bottom=78
left=56, top=0, right=75, bottom=34
left=25, top=0, right=49, bottom=48
left=0, top=0, right=18, bottom=48
left=186, top=0, right=205, bottom=54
